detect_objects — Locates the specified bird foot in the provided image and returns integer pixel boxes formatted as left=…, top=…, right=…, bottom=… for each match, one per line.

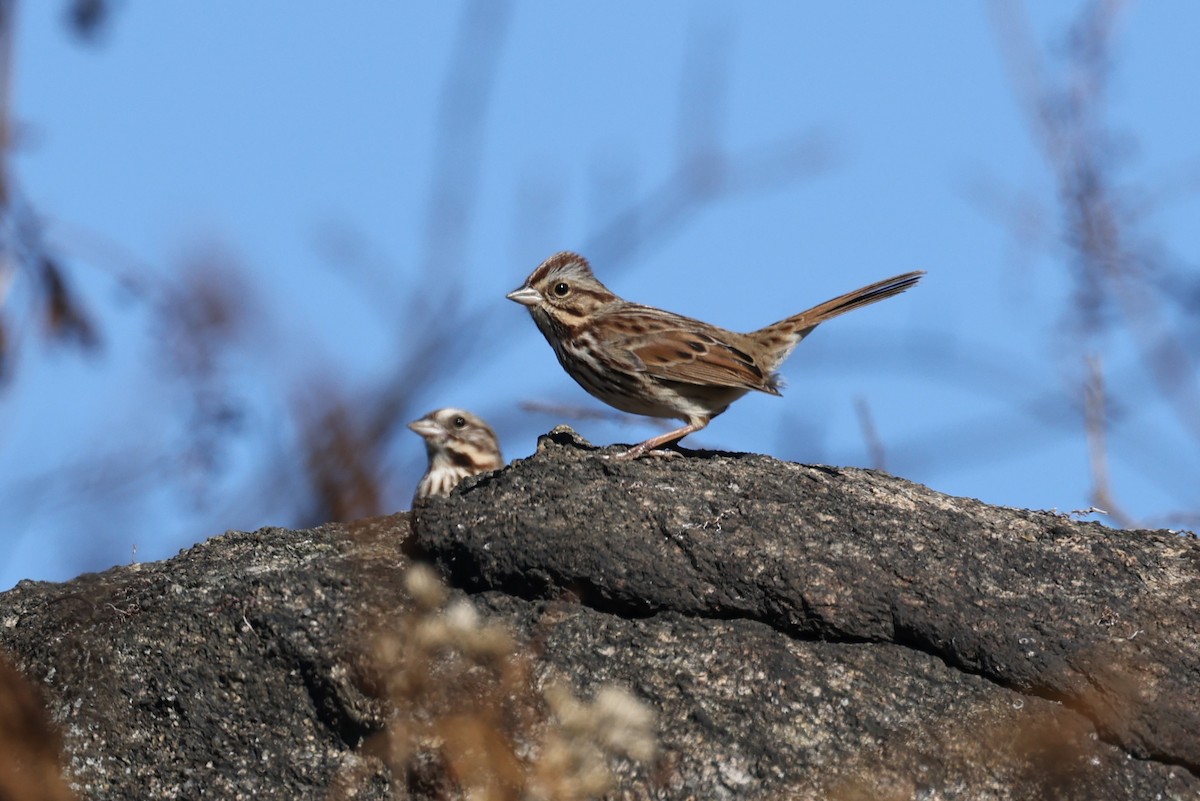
left=605, top=446, right=681, bottom=461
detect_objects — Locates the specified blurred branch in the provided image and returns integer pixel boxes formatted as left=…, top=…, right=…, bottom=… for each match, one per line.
left=37, top=255, right=97, bottom=347
left=152, top=250, right=255, bottom=500
left=583, top=132, right=835, bottom=270
left=983, top=0, right=1200, bottom=526
left=298, top=394, right=382, bottom=523
left=46, top=218, right=159, bottom=298
left=854, top=397, right=887, bottom=471
left=65, top=0, right=116, bottom=43
left=420, top=0, right=513, bottom=284
left=995, top=0, right=1200, bottom=432
left=0, top=0, right=102, bottom=393
left=0, top=1, right=11, bottom=194
left=1082, top=354, right=1131, bottom=527
left=519, top=401, right=675, bottom=431
left=584, top=13, right=834, bottom=268
left=836, top=328, right=1198, bottom=511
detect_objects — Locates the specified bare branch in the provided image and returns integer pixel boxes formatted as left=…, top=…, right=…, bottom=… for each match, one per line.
left=854, top=397, right=887, bottom=472
left=1082, top=354, right=1132, bottom=527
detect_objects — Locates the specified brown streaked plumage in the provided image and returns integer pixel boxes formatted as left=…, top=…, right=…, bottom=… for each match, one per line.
left=408, top=408, right=504, bottom=503
left=507, top=252, right=924, bottom=459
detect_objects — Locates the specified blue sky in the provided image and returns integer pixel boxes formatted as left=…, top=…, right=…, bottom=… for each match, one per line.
left=2, top=2, right=1198, bottom=588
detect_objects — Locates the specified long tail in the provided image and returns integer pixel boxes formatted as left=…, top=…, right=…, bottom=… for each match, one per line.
left=751, top=271, right=924, bottom=372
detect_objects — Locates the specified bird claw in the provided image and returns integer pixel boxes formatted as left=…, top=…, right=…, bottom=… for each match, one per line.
left=604, top=446, right=681, bottom=461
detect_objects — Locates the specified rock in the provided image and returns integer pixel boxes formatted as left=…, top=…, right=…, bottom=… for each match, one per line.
left=0, top=518, right=406, bottom=800
left=1, top=427, right=1197, bottom=800
left=413, top=427, right=1200, bottom=798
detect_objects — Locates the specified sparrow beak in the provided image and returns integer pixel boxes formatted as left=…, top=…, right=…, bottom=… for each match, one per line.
left=506, top=286, right=541, bottom=307
left=407, top=418, right=443, bottom=440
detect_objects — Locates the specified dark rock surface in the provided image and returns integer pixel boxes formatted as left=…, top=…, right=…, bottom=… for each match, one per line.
left=415, top=428, right=1200, bottom=799
left=1, top=426, right=1197, bottom=800
left=0, top=519, right=405, bottom=800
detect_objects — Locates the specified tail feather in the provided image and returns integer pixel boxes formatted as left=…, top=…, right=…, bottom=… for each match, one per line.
left=750, top=271, right=924, bottom=371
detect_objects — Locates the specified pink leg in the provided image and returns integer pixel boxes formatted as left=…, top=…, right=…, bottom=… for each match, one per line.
left=613, top=418, right=708, bottom=461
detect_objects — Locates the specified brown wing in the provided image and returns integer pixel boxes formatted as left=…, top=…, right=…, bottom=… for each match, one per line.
left=603, top=307, right=780, bottom=394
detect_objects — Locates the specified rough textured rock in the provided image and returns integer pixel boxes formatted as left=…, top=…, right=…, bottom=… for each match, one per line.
left=1, top=426, right=1197, bottom=800
left=414, top=428, right=1200, bottom=799
left=0, top=519, right=406, bottom=800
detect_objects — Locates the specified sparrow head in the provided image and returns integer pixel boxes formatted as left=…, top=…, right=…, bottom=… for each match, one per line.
left=506, top=252, right=617, bottom=331
left=408, top=407, right=503, bottom=475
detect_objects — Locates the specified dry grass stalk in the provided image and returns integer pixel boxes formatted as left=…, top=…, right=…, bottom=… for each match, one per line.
left=344, top=564, right=657, bottom=801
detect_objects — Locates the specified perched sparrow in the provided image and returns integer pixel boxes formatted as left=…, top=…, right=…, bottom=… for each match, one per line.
left=507, top=252, right=923, bottom=459
left=408, top=408, right=504, bottom=503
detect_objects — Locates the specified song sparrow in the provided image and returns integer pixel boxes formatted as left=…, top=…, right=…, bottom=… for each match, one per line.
left=408, top=408, right=504, bottom=503
left=507, top=252, right=923, bottom=459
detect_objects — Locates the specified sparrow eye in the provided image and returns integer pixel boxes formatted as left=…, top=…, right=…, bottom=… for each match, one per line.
left=452, top=416, right=467, bottom=429
left=553, top=282, right=570, bottom=297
